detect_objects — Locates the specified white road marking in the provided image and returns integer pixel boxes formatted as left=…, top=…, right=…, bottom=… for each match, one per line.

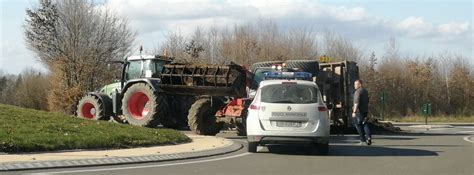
left=462, top=135, right=474, bottom=143
left=457, top=126, right=474, bottom=129
left=375, top=135, right=417, bottom=139
left=28, top=152, right=252, bottom=175
left=457, top=131, right=474, bottom=133
left=427, top=128, right=450, bottom=131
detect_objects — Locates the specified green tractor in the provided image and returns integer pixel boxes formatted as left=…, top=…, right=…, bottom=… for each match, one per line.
left=76, top=55, right=246, bottom=133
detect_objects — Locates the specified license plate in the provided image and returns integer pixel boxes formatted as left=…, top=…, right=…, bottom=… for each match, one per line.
left=276, top=121, right=302, bottom=127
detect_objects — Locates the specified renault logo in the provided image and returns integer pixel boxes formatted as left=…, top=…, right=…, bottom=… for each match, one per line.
left=287, top=106, right=292, bottom=111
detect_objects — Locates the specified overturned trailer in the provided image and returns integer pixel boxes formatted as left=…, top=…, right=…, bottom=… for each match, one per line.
left=316, top=61, right=360, bottom=128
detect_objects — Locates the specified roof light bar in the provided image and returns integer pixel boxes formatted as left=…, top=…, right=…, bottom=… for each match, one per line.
left=263, top=71, right=312, bottom=79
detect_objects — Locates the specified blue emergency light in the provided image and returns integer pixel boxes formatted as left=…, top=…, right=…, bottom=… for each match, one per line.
left=263, top=71, right=312, bottom=79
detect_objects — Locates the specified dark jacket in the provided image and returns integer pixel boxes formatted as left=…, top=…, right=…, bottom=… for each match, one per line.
left=354, top=87, right=369, bottom=113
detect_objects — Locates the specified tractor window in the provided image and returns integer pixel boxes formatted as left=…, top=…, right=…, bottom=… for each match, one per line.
left=126, top=61, right=142, bottom=80
left=148, top=60, right=166, bottom=78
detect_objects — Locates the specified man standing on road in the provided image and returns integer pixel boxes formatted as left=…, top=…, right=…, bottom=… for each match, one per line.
left=352, top=79, right=372, bottom=145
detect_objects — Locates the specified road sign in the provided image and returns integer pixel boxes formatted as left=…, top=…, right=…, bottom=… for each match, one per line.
left=380, top=91, right=387, bottom=101
left=422, top=103, right=432, bottom=125
left=380, top=91, right=387, bottom=120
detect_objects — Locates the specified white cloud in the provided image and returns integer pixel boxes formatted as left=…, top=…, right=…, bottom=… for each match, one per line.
left=438, top=22, right=469, bottom=35
left=327, top=6, right=367, bottom=22
left=107, top=0, right=374, bottom=35
left=396, top=17, right=434, bottom=37
left=102, top=0, right=471, bottom=56
left=107, top=1, right=470, bottom=38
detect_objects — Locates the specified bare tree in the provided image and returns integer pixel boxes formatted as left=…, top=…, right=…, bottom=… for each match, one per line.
left=448, top=58, right=473, bottom=115
left=322, top=30, right=362, bottom=62
left=15, top=69, right=49, bottom=110
left=24, top=0, right=135, bottom=114
left=286, top=27, right=319, bottom=60
left=159, top=31, right=187, bottom=60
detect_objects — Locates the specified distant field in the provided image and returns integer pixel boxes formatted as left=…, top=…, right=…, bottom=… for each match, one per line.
left=0, top=104, right=191, bottom=153
left=384, top=115, right=474, bottom=123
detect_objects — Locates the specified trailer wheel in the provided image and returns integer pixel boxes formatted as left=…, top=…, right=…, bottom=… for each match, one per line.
left=162, top=95, right=195, bottom=129
left=187, top=98, right=224, bottom=135
left=249, top=61, right=284, bottom=72
left=284, top=60, right=319, bottom=76
left=76, top=95, right=106, bottom=120
left=122, top=83, right=169, bottom=127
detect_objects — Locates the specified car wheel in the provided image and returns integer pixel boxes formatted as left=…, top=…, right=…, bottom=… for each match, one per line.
left=312, top=143, right=329, bottom=155
left=248, top=142, right=258, bottom=153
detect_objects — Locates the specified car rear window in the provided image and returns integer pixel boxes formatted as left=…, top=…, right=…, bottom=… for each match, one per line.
left=260, top=84, right=319, bottom=104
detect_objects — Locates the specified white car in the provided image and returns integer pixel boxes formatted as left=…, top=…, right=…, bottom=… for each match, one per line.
left=246, top=79, right=330, bottom=155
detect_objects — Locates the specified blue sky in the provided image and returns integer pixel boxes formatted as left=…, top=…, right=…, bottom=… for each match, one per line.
left=1, top=0, right=472, bottom=74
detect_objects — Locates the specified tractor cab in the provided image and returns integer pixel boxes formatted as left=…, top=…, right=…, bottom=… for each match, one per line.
left=123, top=55, right=173, bottom=81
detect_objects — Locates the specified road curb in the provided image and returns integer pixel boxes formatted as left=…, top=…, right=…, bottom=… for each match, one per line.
left=407, top=124, right=454, bottom=129
left=0, top=140, right=243, bottom=171
left=393, top=122, right=474, bottom=126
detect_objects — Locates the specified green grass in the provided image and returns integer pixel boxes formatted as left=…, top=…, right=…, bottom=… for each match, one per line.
left=0, top=104, right=191, bottom=153
left=384, top=115, right=474, bottom=123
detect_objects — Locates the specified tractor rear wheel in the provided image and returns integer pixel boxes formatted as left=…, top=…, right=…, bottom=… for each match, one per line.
left=187, top=98, right=224, bottom=135
left=121, top=83, right=169, bottom=127
left=76, top=95, right=106, bottom=120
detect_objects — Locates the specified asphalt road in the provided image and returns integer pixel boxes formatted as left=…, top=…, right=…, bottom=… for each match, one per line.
left=6, top=125, right=474, bottom=175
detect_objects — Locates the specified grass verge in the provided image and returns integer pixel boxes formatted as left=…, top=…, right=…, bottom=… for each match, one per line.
left=384, top=115, right=474, bottom=123
left=0, top=104, right=191, bottom=153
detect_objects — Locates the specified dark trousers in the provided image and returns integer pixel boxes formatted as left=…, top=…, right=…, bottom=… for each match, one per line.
left=353, top=112, right=372, bottom=142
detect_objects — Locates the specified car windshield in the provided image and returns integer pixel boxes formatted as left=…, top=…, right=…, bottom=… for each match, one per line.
left=260, top=84, right=318, bottom=104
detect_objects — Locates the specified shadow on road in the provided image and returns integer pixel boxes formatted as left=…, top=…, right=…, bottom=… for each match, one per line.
left=261, top=145, right=438, bottom=157
left=328, top=145, right=438, bottom=156
left=329, top=136, right=418, bottom=145
left=373, top=136, right=418, bottom=140
left=377, top=144, right=462, bottom=147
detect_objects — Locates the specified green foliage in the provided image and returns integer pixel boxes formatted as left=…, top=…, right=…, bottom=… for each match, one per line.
left=361, top=53, right=474, bottom=117
left=0, top=104, right=190, bottom=153
left=0, top=69, right=49, bottom=111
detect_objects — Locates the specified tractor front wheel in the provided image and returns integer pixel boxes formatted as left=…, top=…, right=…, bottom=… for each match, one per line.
left=76, top=95, right=105, bottom=120
left=122, top=83, right=169, bottom=127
